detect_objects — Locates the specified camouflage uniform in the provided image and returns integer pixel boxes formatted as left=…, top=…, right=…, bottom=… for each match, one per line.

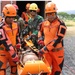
left=28, top=15, right=44, bottom=48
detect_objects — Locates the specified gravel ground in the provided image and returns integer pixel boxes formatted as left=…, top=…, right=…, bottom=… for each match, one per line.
left=6, top=26, right=75, bottom=75
left=62, top=26, right=75, bottom=75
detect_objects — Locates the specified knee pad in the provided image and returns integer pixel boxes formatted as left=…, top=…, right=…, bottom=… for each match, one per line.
left=11, top=66, right=17, bottom=75
left=0, top=69, right=6, bottom=75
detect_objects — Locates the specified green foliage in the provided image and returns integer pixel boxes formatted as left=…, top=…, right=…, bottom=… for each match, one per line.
left=57, top=12, right=75, bottom=26
left=65, top=20, right=75, bottom=26
left=58, top=12, right=75, bottom=20
left=58, top=12, right=69, bottom=17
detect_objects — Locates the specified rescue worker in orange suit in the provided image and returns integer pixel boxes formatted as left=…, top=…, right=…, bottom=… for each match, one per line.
left=38, top=2, right=67, bottom=75
left=0, top=4, right=21, bottom=75
left=21, top=3, right=31, bottom=27
left=0, top=16, right=2, bottom=22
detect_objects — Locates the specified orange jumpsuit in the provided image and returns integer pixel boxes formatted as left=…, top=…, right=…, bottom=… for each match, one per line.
left=0, top=16, right=2, bottom=22
left=38, top=17, right=67, bottom=75
left=0, top=22, right=20, bottom=75
left=21, top=12, right=31, bottom=24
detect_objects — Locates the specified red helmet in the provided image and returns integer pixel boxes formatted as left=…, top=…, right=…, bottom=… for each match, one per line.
left=13, top=4, right=19, bottom=10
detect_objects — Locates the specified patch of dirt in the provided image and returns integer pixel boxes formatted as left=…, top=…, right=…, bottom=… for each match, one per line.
left=66, top=26, right=75, bottom=37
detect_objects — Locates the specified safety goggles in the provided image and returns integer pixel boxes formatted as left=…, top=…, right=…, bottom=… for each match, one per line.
left=6, top=16, right=16, bottom=18
left=46, top=13, right=56, bottom=16
left=30, top=10, right=36, bottom=12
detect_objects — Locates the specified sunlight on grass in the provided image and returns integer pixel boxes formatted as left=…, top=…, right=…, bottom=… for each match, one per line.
left=64, top=20, right=75, bottom=26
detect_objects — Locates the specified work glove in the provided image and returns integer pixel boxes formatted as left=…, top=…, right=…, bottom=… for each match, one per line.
left=16, top=43, right=21, bottom=49
left=12, top=54, right=19, bottom=63
left=38, top=46, right=49, bottom=55
left=38, top=50, right=44, bottom=57
left=38, top=40, right=44, bottom=46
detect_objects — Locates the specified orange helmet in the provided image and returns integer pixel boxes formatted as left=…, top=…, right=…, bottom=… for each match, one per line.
left=26, top=3, right=30, bottom=10
left=2, top=4, right=16, bottom=17
left=13, top=4, right=19, bottom=10
left=45, top=2, right=57, bottom=13
left=37, top=8, right=40, bottom=13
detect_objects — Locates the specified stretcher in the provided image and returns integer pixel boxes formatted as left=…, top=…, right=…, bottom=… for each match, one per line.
left=17, top=60, right=51, bottom=75
left=24, top=38, right=39, bottom=53
left=17, top=36, right=51, bottom=75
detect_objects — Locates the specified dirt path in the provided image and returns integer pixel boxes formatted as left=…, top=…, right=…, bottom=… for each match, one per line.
left=66, top=26, right=75, bottom=37
left=62, top=26, right=75, bottom=75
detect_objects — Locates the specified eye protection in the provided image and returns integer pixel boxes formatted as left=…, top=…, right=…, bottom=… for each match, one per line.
left=46, top=13, right=55, bottom=16
left=7, top=16, right=15, bottom=18
left=30, top=10, right=36, bottom=12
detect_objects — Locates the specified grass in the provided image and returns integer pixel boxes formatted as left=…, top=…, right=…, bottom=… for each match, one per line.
left=62, top=19, right=75, bottom=37
left=64, top=20, right=75, bottom=26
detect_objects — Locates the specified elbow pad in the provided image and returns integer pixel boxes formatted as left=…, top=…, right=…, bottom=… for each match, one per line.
left=58, top=24, right=67, bottom=37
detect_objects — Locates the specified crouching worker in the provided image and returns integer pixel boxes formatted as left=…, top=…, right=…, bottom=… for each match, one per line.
left=0, top=4, right=21, bottom=75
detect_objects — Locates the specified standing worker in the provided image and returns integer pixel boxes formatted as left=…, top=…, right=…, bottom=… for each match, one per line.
left=38, top=2, right=67, bottom=75
left=0, top=4, right=21, bottom=75
left=21, top=3, right=31, bottom=26
left=27, top=3, right=44, bottom=49
left=0, top=16, right=2, bottom=22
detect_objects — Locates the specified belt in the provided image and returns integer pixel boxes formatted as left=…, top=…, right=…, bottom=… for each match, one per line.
left=0, top=47, right=4, bottom=50
left=52, top=47, right=63, bottom=52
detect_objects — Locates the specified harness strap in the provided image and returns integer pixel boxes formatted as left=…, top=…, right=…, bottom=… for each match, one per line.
left=52, top=47, right=63, bottom=52
left=0, top=47, right=4, bottom=50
